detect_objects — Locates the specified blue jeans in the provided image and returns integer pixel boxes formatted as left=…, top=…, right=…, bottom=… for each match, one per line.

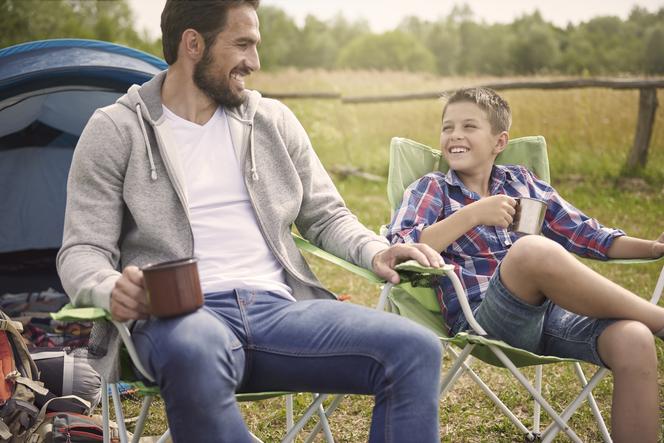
left=133, top=290, right=442, bottom=442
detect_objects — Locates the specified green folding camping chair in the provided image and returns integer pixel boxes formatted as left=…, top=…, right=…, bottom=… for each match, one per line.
left=376, top=136, right=664, bottom=442
left=52, top=305, right=336, bottom=443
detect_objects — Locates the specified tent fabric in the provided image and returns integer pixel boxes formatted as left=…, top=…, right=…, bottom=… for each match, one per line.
left=0, top=90, right=124, bottom=140
left=0, top=39, right=167, bottom=102
left=0, top=147, right=72, bottom=253
left=0, top=39, right=167, bottom=256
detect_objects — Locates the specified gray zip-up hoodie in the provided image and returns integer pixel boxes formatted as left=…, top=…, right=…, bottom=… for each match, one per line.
left=57, top=70, right=389, bottom=313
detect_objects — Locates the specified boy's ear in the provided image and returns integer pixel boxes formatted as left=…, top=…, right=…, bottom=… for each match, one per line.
left=492, top=131, right=509, bottom=155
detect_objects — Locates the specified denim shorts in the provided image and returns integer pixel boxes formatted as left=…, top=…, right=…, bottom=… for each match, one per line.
left=451, top=265, right=615, bottom=367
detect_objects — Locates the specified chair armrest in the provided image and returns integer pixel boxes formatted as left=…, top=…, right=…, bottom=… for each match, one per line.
left=50, top=304, right=111, bottom=321
left=292, top=233, right=384, bottom=284
left=391, top=261, right=487, bottom=335
left=605, top=256, right=664, bottom=265
left=605, top=256, right=664, bottom=304
left=51, top=305, right=155, bottom=382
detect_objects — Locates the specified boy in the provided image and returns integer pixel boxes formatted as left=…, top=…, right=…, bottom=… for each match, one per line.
left=386, top=87, right=664, bottom=442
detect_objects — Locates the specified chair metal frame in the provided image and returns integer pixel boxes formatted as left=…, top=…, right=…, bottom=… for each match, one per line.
left=379, top=136, right=664, bottom=442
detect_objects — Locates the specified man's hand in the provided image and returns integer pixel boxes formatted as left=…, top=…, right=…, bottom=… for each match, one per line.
left=652, top=232, right=664, bottom=258
left=372, top=243, right=443, bottom=285
left=110, top=266, right=150, bottom=322
left=465, top=195, right=517, bottom=228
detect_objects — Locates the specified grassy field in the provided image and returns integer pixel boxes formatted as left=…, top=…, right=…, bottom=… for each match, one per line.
left=124, top=71, right=664, bottom=442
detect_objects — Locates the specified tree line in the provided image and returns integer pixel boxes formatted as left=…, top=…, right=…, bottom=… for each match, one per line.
left=2, top=0, right=663, bottom=76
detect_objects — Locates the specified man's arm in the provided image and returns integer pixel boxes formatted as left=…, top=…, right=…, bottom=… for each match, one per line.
left=57, top=111, right=128, bottom=312
left=607, top=233, right=664, bottom=259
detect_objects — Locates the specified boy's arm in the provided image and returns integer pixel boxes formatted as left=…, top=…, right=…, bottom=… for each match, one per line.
left=607, top=233, right=664, bottom=259
left=420, top=195, right=516, bottom=253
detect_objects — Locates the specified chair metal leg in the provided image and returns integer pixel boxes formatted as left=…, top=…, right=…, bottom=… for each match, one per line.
left=442, top=345, right=535, bottom=438
left=533, top=365, right=542, bottom=436
left=540, top=366, right=611, bottom=443
left=283, top=394, right=294, bottom=443
left=439, top=344, right=474, bottom=397
left=375, top=283, right=394, bottom=312
left=304, top=394, right=344, bottom=443
left=110, top=383, right=129, bottom=443
left=489, top=344, right=584, bottom=443
left=281, top=394, right=328, bottom=443
left=156, top=429, right=171, bottom=443
left=131, top=394, right=155, bottom=443
left=313, top=394, right=334, bottom=443
left=571, top=364, right=611, bottom=443
left=102, top=379, right=110, bottom=443
left=650, top=264, right=664, bottom=305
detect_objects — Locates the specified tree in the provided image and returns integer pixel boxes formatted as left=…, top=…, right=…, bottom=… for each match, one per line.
left=0, top=0, right=160, bottom=56
left=256, top=6, right=299, bottom=70
left=644, top=24, right=664, bottom=74
left=508, top=12, right=561, bottom=74
left=336, top=31, right=437, bottom=73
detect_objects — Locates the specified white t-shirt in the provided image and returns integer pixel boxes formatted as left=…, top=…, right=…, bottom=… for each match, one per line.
left=163, top=105, right=293, bottom=300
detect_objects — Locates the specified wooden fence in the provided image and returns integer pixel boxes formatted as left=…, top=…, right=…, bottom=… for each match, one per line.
left=264, top=79, right=663, bottom=173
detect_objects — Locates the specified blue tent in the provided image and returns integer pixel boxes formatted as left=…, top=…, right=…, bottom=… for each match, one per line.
left=0, top=39, right=166, bottom=293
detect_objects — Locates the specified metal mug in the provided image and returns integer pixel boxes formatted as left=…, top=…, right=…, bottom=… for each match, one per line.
left=511, top=197, right=547, bottom=235
left=142, top=258, right=204, bottom=318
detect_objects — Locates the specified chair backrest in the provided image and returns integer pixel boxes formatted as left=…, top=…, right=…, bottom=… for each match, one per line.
left=387, top=136, right=550, bottom=215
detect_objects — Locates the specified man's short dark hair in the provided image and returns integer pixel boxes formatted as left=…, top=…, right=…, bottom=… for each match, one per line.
left=442, top=87, right=512, bottom=134
left=161, top=0, right=260, bottom=65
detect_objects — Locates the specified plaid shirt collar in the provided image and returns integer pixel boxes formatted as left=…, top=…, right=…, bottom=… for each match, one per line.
left=443, top=165, right=513, bottom=199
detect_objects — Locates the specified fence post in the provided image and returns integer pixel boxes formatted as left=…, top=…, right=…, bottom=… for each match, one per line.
left=625, top=87, right=658, bottom=173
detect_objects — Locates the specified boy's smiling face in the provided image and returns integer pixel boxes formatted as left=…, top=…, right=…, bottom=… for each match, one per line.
left=440, top=101, right=507, bottom=177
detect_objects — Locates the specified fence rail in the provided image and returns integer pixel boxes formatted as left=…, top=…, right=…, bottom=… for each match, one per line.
left=262, top=78, right=662, bottom=173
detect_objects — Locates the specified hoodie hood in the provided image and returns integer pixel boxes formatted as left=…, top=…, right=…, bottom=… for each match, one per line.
left=116, top=69, right=263, bottom=181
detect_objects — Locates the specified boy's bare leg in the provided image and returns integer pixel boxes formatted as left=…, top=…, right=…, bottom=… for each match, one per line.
left=499, top=235, right=661, bottom=442
left=499, top=235, right=664, bottom=332
left=597, top=320, right=659, bottom=443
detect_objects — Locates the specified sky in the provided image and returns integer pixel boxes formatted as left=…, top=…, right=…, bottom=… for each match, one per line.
left=128, top=0, right=664, bottom=39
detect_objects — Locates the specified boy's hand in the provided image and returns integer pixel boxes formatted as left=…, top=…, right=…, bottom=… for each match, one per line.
left=110, top=266, right=150, bottom=322
left=466, top=195, right=517, bottom=228
left=652, top=232, right=664, bottom=258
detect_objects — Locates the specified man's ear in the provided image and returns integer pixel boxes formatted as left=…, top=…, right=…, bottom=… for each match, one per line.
left=493, top=131, right=509, bottom=155
left=180, top=29, right=205, bottom=61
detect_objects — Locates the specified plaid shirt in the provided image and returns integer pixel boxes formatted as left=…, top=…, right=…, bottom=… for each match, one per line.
left=385, top=165, right=624, bottom=330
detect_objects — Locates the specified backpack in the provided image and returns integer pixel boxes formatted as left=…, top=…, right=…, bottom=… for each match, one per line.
left=26, top=411, right=118, bottom=443
left=0, top=311, right=48, bottom=442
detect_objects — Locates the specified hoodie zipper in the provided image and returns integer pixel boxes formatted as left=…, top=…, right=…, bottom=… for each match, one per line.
left=233, top=118, right=335, bottom=299
left=140, top=108, right=196, bottom=255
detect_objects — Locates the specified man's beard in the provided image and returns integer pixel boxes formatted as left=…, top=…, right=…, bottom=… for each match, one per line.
left=193, top=49, right=246, bottom=108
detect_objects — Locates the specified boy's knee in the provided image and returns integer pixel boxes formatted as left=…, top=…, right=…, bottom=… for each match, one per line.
left=507, top=235, right=564, bottom=273
left=601, top=321, right=656, bottom=371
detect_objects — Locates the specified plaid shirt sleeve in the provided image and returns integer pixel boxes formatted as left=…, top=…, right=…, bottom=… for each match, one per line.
left=386, top=174, right=446, bottom=245
left=523, top=168, right=625, bottom=260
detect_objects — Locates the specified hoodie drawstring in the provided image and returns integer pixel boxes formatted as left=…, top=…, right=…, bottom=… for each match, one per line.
left=248, top=122, right=259, bottom=181
left=136, top=103, right=157, bottom=181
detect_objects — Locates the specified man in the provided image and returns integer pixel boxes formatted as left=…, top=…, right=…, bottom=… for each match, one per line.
left=57, top=1, right=443, bottom=441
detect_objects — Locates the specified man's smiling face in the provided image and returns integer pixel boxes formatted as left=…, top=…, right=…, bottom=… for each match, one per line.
left=193, top=4, right=261, bottom=107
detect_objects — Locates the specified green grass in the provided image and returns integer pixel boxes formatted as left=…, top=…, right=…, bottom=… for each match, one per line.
left=121, top=71, right=664, bottom=441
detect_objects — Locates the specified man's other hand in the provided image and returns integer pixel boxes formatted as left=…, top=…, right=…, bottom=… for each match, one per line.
left=372, top=243, right=443, bottom=285
left=110, top=266, right=150, bottom=321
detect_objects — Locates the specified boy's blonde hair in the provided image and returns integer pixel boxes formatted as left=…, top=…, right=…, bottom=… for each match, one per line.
left=442, top=87, right=512, bottom=134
